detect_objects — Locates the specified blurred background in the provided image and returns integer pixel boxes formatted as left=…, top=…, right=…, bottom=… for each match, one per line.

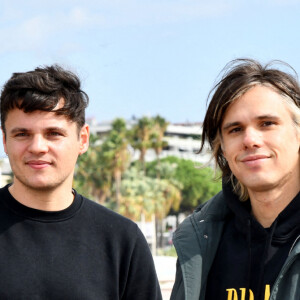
left=1, top=1, right=300, bottom=298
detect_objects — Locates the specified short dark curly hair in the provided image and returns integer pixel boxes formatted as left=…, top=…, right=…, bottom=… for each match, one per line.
left=0, top=64, right=89, bottom=135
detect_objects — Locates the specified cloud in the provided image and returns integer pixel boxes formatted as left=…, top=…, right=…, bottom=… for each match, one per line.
left=0, top=7, right=94, bottom=54
left=0, top=1, right=234, bottom=55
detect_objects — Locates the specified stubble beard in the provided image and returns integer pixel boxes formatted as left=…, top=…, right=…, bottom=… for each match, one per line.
left=12, top=171, right=70, bottom=193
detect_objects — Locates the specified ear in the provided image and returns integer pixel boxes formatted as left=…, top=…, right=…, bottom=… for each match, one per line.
left=78, top=124, right=89, bottom=155
left=1, top=128, right=7, bottom=155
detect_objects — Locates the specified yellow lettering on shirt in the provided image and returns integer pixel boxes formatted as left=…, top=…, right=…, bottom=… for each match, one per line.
left=264, top=285, right=270, bottom=300
left=226, top=289, right=238, bottom=300
left=226, top=285, right=270, bottom=300
left=239, top=288, right=254, bottom=300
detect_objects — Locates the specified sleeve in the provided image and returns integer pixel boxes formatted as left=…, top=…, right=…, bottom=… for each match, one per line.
left=121, top=226, right=162, bottom=300
left=170, top=259, right=185, bottom=300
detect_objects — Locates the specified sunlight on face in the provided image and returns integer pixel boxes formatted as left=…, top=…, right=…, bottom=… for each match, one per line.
left=221, top=85, right=300, bottom=195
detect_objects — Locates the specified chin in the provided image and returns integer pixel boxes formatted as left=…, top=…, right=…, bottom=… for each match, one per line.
left=26, top=184, right=58, bottom=191
left=16, top=178, right=62, bottom=192
left=243, top=181, right=275, bottom=193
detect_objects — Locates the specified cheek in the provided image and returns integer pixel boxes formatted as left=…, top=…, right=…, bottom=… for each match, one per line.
left=57, top=143, right=81, bottom=160
left=273, top=132, right=300, bottom=155
left=221, top=142, right=237, bottom=162
left=6, top=144, right=21, bottom=157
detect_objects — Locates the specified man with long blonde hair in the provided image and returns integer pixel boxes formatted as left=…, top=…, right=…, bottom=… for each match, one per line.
left=171, top=59, right=300, bottom=300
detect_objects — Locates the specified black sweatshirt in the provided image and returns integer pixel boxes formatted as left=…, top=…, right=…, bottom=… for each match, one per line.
left=205, top=182, right=300, bottom=300
left=0, top=185, right=162, bottom=300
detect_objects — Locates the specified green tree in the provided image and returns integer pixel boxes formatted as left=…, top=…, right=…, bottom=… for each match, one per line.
left=147, top=156, right=222, bottom=213
left=119, top=166, right=181, bottom=221
left=100, top=118, right=131, bottom=211
left=74, top=134, right=112, bottom=203
left=150, top=115, right=169, bottom=177
left=130, top=117, right=154, bottom=173
left=120, top=163, right=182, bottom=250
left=74, top=119, right=131, bottom=207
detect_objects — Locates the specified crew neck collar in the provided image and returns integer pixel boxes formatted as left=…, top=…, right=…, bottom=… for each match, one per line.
left=1, top=184, right=83, bottom=222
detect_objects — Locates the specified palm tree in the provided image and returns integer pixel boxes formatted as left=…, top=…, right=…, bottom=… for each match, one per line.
left=151, top=115, right=169, bottom=177
left=120, top=165, right=182, bottom=253
left=100, top=118, right=131, bottom=211
left=130, top=117, right=154, bottom=173
left=74, top=134, right=112, bottom=203
left=147, top=161, right=182, bottom=247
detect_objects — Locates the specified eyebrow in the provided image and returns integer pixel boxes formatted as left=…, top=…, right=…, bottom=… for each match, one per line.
left=10, top=128, right=29, bottom=135
left=222, top=115, right=281, bottom=131
left=9, top=127, right=68, bottom=135
left=222, top=122, right=241, bottom=131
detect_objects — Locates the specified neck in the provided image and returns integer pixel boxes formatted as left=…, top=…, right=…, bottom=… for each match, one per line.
left=8, top=182, right=74, bottom=211
left=248, top=186, right=300, bottom=228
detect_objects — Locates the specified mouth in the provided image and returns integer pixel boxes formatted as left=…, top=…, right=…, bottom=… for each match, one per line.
left=240, top=155, right=270, bottom=166
left=26, top=160, right=52, bottom=170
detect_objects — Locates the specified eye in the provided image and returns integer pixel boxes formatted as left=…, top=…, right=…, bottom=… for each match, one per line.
left=228, top=127, right=242, bottom=134
left=47, top=131, right=64, bottom=137
left=47, top=129, right=68, bottom=138
left=14, top=132, right=29, bottom=137
left=262, top=121, right=275, bottom=127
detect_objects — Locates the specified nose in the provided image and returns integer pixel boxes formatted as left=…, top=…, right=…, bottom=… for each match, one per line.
left=28, top=135, right=48, bottom=154
left=243, top=127, right=262, bottom=149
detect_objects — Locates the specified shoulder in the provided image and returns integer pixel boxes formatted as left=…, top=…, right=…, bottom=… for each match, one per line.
left=83, top=196, right=135, bottom=224
left=0, top=184, right=10, bottom=197
left=78, top=194, right=140, bottom=239
left=193, top=190, right=229, bottom=221
left=174, top=191, right=229, bottom=237
left=79, top=196, right=153, bottom=264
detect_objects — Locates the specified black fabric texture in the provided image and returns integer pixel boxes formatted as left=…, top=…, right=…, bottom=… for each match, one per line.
left=0, top=185, right=162, bottom=300
left=205, top=181, right=300, bottom=300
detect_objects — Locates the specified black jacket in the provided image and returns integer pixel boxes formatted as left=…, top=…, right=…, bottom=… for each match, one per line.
left=171, top=183, right=300, bottom=300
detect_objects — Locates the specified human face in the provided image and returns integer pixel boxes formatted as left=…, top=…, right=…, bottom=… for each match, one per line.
left=221, top=85, right=300, bottom=194
left=2, top=108, right=89, bottom=192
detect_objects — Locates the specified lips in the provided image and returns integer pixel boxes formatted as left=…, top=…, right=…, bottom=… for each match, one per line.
left=241, top=155, right=269, bottom=162
left=240, top=154, right=270, bottom=167
left=26, top=160, right=52, bottom=170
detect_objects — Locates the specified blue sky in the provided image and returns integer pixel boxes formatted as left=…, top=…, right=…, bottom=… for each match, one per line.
left=0, top=0, right=300, bottom=130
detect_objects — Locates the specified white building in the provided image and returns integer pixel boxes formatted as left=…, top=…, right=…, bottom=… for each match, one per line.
left=87, top=118, right=212, bottom=165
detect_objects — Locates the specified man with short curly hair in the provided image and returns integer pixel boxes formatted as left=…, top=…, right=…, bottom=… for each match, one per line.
left=0, top=65, right=162, bottom=300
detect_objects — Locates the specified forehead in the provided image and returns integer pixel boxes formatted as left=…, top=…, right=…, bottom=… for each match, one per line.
left=222, top=85, right=293, bottom=123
